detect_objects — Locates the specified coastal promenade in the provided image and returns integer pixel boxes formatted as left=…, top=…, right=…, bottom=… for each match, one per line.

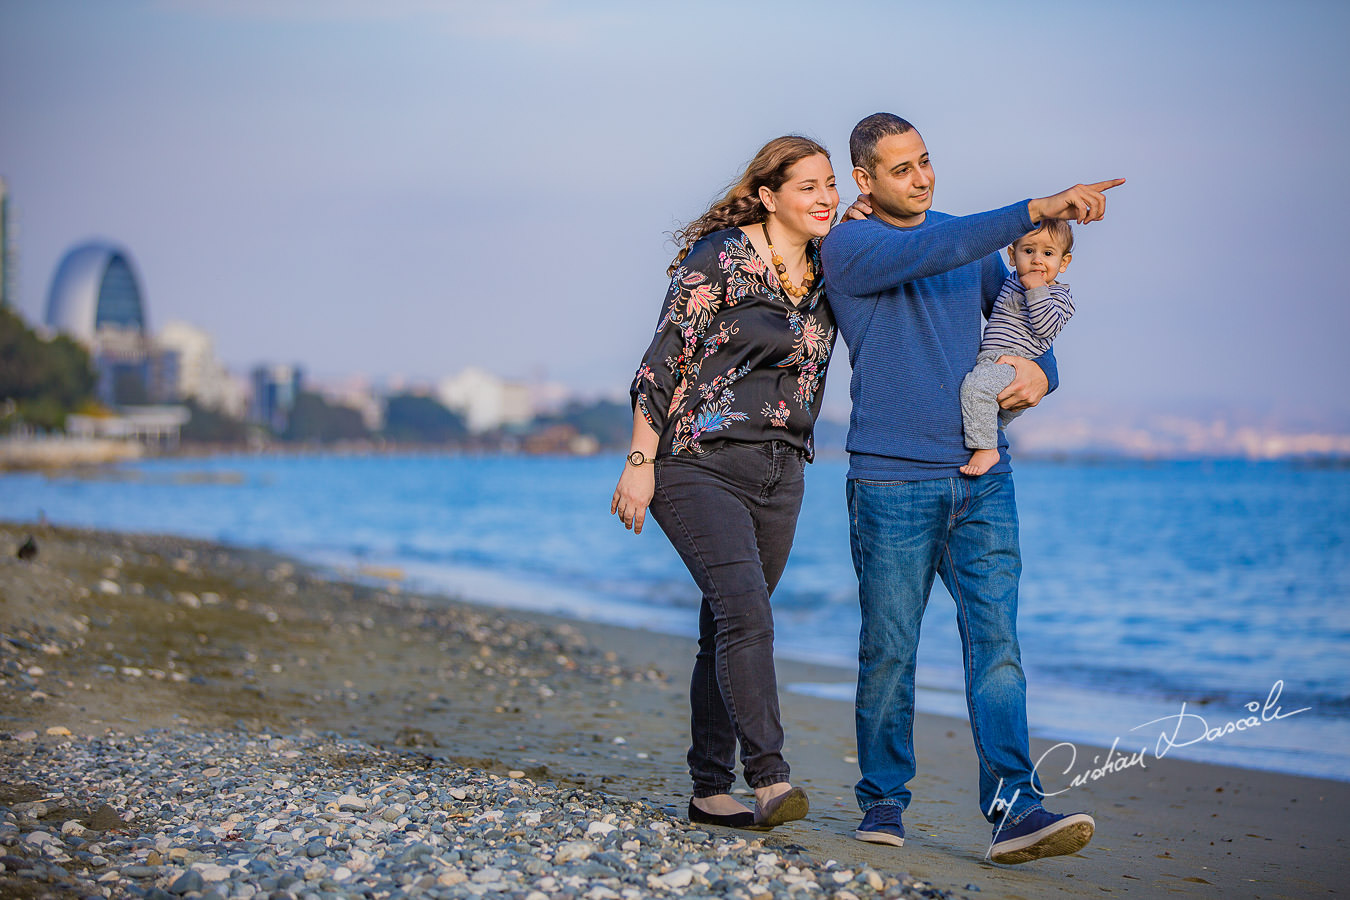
left=1, top=522, right=1344, bottom=899
left=0, top=437, right=142, bottom=471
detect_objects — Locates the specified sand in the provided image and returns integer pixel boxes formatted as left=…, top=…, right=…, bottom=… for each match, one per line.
left=1, top=521, right=1345, bottom=899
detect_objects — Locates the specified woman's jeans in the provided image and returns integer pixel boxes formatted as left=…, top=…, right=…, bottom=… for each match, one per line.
left=847, top=472, right=1044, bottom=824
left=651, top=441, right=804, bottom=797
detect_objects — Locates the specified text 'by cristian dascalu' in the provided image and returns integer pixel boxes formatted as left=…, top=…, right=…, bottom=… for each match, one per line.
left=1031, top=680, right=1310, bottom=797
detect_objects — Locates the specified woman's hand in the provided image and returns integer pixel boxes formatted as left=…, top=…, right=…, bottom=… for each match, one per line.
left=838, top=193, right=873, bottom=223
left=611, top=464, right=656, bottom=534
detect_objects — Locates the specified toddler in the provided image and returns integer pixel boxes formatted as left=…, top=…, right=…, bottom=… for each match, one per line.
left=960, top=219, right=1075, bottom=476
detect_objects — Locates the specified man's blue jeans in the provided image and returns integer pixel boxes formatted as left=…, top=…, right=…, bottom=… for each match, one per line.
left=847, top=472, right=1043, bottom=824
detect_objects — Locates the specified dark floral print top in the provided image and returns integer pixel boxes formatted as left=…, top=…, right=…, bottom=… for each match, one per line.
left=630, top=228, right=836, bottom=461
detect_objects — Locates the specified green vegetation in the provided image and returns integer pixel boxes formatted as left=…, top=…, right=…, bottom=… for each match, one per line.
left=180, top=399, right=252, bottom=445
left=285, top=391, right=370, bottom=443
left=535, top=398, right=630, bottom=448
left=383, top=393, right=468, bottom=444
left=0, top=305, right=98, bottom=430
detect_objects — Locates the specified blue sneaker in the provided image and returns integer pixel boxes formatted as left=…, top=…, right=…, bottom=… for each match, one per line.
left=989, top=808, right=1094, bottom=864
left=854, top=805, right=905, bottom=847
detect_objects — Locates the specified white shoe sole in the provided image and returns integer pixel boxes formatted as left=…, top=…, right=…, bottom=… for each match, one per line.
left=854, top=828, right=905, bottom=847
left=990, top=813, right=1095, bottom=864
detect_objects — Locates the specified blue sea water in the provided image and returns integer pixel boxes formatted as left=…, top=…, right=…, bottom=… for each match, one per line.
left=2, top=454, right=1347, bottom=782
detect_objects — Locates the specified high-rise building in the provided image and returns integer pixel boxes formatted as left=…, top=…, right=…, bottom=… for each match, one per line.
left=156, top=320, right=247, bottom=417
left=0, top=177, right=14, bottom=309
left=436, top=366, right=533, bottom=433
left=250, top=364, right=303, bottom=434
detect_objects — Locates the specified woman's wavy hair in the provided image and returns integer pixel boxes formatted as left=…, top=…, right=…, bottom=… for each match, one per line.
left=668, top=135, right=830, bottom=276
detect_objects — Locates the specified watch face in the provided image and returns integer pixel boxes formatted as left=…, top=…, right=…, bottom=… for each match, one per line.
left=628, top=451, right=644, bottom=466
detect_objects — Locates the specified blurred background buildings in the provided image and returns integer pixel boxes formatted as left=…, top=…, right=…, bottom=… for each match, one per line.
left=2, top=172, right=1347, bottom=462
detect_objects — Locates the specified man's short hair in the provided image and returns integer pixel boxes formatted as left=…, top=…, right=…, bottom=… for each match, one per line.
left=1018, top=218, right=1075, bottom=254
left=850, top=113, right=916, bottom=174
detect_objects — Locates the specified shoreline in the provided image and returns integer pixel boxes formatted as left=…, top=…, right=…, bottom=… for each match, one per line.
left=2, top=522, right=1347, bottom=898
left=197, top=542, right=1350, bottom=786
left=7, top=439, right=1350, bottom=475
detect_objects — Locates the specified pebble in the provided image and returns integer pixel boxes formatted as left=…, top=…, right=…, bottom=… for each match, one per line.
left=121, top=865, right=159, bottom=878
left=0, top=729, right=952, bottom=899
left=555, top=839, right=599, bottom=862
left=657, top=866, right=695, bottom=888
left=335, top=794, right=367, bottom=811
left=170, top=869, right=204, bottom=893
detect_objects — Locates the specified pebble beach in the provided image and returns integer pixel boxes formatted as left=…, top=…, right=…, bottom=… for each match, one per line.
left=2, top=521, right=1346, bottom=900
left=0, top=523, right=957, bottom=900
left=2, top=729, right=945, bottom=900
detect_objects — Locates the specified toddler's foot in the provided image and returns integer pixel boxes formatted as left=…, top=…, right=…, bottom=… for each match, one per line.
left=961, top=449, right=1000, bottom=477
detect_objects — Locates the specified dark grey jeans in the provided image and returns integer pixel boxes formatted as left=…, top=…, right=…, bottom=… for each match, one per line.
left=651, top=440, right=806, bottom=797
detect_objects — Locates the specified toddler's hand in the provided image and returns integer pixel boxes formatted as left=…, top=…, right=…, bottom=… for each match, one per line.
left=1019, top=268, right=1046, bottom=288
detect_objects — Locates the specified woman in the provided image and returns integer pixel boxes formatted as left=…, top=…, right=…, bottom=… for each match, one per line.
left=610, top=136, right=838, bottom=828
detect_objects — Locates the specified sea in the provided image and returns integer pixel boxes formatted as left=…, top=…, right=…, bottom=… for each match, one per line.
left=2, top=454, right=1347, bottom=784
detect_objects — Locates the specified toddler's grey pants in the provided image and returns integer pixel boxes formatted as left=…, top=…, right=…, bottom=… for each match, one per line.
left=960, top=350, right=1024, bottom=450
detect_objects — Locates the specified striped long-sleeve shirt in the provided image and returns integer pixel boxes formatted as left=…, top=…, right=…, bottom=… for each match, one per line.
left=979, top=274, right=1074, bottom=358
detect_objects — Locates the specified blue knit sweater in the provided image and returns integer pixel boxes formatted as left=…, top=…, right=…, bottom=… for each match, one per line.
left=820, top=201, right=1058, bottom=481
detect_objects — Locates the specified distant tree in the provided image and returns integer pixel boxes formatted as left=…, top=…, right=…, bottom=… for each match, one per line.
left=180, top=399, right=252, bottom=445
left=285, top=391, right=370, bottom=443
left=382, top=393, right=468, bottom=444
left=0, top=305, right=98, bottom=430
left=43, top=334, right=98, bottom=410
left=534, top=398, right=631, bottom=448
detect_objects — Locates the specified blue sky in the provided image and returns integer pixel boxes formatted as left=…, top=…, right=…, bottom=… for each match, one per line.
left=2, top=0, right=1348, bottom=428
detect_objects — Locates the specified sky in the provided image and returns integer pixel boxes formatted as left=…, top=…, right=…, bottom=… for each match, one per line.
left=2, top=0, right=1348, bottom=429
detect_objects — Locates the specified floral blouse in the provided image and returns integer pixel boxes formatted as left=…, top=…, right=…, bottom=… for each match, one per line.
left=630, top=228, right=836, bottom=461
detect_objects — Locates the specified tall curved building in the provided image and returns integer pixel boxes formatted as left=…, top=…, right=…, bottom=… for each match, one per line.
left=45, top=242, right=147, bottom=343
left=45, top=242, right=164, bottom=405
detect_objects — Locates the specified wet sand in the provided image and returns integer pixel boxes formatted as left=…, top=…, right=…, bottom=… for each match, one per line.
left=2, top=522, right=1345, bottom=898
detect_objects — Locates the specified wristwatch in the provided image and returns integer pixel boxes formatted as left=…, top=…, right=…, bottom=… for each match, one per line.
left=627, top=450, right=655, bottom=467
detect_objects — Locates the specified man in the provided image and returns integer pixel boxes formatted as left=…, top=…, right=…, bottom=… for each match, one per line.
left=820, top=112, right=1122, bottom=864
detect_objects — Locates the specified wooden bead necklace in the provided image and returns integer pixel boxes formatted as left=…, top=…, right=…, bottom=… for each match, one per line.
left=761, top=223, right=815, bottom=298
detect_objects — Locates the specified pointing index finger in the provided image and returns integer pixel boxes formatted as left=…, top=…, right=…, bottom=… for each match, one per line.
left=1090, top=178, right=1126, bottom=191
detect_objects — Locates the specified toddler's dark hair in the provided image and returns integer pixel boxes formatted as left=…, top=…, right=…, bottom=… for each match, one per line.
left=1020, top=218, right=1074, bottom=253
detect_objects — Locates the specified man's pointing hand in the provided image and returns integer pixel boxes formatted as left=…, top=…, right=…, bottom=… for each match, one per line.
left=1029, top=179, right=1126, bottom=225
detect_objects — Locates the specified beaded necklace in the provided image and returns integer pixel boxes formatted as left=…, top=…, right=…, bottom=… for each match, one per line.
left=761, top=223, right=815, bottom=299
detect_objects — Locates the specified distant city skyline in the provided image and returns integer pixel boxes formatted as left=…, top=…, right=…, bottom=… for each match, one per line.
left=3, top=0, right=1348, bottom=430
